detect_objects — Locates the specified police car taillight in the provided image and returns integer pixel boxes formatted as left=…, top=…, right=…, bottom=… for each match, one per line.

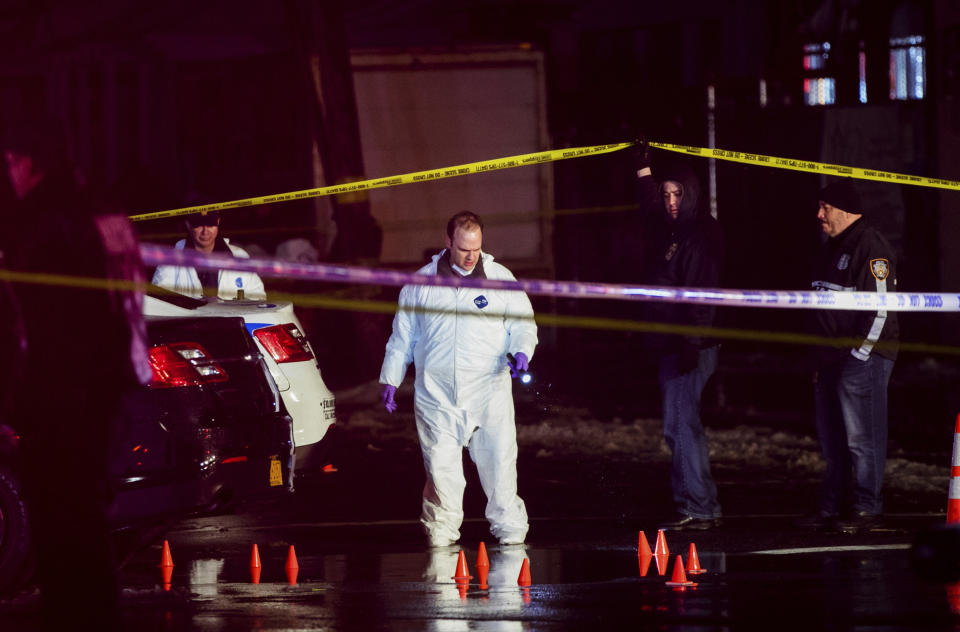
left=148, top=342, right=229, bottom=388
left=253, top=324, right=314, bottom=363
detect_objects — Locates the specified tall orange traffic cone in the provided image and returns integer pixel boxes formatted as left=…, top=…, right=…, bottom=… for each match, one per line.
left=159, top=540, right=174, bottom=591
left=948, top=414, right=960, bottom=524
left=250, top=544, right=262, bottom=584
left=654, top=529, right=669, bottom=557
left=452, top=550, right=473, bottom=582
left=665, top=555, right=695, bottom=587
left=285, top=545, right=299, bottom=585
left=686, top=542, right=706, bottom=575
left=517, top=558, right=532, bottom=586
left=638, top=531, right=653, bottom=558
left=476, top=542, right=490, bottom=589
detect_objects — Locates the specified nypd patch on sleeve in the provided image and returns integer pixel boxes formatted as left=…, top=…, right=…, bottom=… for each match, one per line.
left=870, top=258, right=890, bottom=280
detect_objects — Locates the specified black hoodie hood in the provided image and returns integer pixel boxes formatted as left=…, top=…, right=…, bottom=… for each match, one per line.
left=657, top=162, right=701, bottom=225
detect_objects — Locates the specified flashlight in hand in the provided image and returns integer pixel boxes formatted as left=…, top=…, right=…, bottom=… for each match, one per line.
left=506, top=353, right=533, bottom=385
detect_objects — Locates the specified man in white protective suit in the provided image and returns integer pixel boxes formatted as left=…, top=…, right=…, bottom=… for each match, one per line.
left=379, top=211, right=538, bottom=547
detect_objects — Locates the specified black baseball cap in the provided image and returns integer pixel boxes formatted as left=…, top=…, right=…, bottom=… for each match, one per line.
left=185, top=210, right=220, bottom=226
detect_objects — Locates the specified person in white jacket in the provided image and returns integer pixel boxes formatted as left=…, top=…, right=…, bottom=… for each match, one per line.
left=380, top=211, right=538, bottom=547
left=151, top=210, right=266, bottom=300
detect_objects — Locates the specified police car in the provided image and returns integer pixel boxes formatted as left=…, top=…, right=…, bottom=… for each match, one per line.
left=143, top=288, right=337, bottom=470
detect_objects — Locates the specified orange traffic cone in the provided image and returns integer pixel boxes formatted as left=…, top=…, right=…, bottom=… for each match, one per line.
left=476, top=542, right=490, bottom=569
left=686, top=543, right=706, bottom=575
left=654, top=529, right=669, bottom=557
left=948, top=414, right=960, bottom=524
left=159, top=540, right=174, bottom=591
left=653, top=553, right=669, bottom=577
left=638, top=531, right=653, bottom=558
left=250, top=544, right=262, bottom=584
left=285, top=545, right=299, bottom=585
left=638, top=553, right=652, bottom=577
left=161, top=565, right=173, bottom=591
left=517, top=558, right=532, bottom=586
left=160, top=540, right=174, bottom=568
left=476, top=542, right=490, bottom=589
left=665, top=555, right=695, bottom=587
left=452, top=550, right=473, bottom=582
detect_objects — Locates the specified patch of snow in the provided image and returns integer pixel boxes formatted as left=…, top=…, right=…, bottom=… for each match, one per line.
left=336, top=384, right=947, bottom=496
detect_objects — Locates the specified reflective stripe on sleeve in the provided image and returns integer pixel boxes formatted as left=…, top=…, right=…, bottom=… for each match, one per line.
left=852, top=277, right=888, bottom=361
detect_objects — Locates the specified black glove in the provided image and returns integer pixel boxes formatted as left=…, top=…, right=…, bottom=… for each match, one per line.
left=677, top=345, right=700, bottom=375
left=633, top=137, right=651, bottom=172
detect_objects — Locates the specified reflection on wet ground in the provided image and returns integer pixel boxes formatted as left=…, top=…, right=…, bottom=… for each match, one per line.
left=3, top=486, right=959, bottom=632
left=3, top=537, right=959, bottom=630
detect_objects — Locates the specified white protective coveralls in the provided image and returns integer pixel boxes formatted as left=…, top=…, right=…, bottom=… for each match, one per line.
left=151, top=238, right=266, bottom=300
left=380, top=250, right=537, bottom=546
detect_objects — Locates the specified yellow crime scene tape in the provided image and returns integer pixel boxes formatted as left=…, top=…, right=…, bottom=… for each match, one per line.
left=128, top=143, right=632, bottom=222
left=132, top=138, right=958, bottom=226
left=650, top=142, right=960, bottom=191
left=117, top=136, right=960, bottom=355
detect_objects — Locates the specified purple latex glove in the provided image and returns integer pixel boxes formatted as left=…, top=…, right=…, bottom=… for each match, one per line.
left=510, top=352, right=529, bottom=378
left=381, top=384, right=398, bottom=413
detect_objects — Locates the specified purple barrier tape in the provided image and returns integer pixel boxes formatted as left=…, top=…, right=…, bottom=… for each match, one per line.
left=140, top=243, right=960, bottom=313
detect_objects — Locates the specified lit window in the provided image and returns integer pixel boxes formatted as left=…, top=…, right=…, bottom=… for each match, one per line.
left=803, top=42, right=835, bottom=105
left=803, top=41, right=830, bottom=70
left=889, top=35, right=925, bottom=100
left=804, top=78, right=836, bottom=106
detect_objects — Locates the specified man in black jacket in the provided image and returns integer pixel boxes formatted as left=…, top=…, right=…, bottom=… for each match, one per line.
left=635, top=144, right=724, bottom=530
left=2, top=115, right=150, bottom=630
left=805, top=178, right=898, bottom=534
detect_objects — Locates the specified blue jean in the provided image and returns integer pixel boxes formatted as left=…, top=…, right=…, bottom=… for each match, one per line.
left=659, top=345, right=721, bottom=519
left=814, top=353, right=894, bottom=516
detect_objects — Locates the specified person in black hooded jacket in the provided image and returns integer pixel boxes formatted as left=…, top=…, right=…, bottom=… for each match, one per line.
left=634, top=142, right=724, bottom=531
left=1, top=114, right=150, bottom=630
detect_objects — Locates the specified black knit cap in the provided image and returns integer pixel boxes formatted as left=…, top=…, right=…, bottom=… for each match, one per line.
left=818, top=178, right=863, bottom=215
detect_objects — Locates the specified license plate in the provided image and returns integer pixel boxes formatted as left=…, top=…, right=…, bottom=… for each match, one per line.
left=269, top=456, right=283, bottom=487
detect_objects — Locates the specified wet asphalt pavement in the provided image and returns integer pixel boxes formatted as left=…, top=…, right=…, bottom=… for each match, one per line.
left=4, top=512, right=955, bottom=631
left=4, top=349, right=960, bottom=630
left=2, top=430, right=958, bottom=631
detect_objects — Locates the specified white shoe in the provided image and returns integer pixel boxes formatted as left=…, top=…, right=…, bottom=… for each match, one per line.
left=428, top=536, right=457, bottom=547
